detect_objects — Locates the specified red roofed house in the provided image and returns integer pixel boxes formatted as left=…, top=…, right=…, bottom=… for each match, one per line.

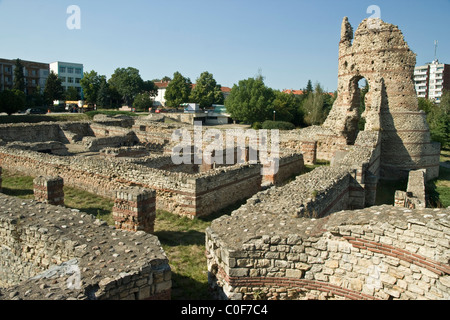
left=282, top=89, right=304, bottom=95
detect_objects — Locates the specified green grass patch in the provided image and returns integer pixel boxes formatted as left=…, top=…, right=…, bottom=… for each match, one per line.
left=1, top=170, right=114, bottom=225
left=441, top=148, right=450, bottom=163
left=304, top=159, right=330, bottom=173
left=428, top=166, right=450, bottom=208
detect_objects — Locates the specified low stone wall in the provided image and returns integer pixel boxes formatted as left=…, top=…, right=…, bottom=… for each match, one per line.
left=206, top=205, right=450, bottom=300
left=0, top=193, right=171, bottom=300
left=194, top=164, right=263, bottom=218
left=0, top=147, right=267, bottom=218
left=262, top=153, right=305, bottom=186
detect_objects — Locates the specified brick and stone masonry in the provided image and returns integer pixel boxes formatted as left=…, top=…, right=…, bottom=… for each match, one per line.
left=33, top=176, right=64, bottom=206
left=113, top=188, right=156, bottom=233
left=0, top=193, right=171, bottom=300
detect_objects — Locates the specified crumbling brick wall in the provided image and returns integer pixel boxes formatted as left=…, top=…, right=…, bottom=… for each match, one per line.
left=322, top=17, right=440, bottom=181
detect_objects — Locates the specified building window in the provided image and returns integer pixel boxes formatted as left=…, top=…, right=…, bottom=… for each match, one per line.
left=60, top=76, right=66, bottom=82
left=68, top=77, right=74, bottom=83
left=75, top=78, right=81, bottom=84
left=75, top=68, right=82, bottom=74
left=68, top=67, right=74, bottom=73
left=60, top=66, right=66, bottom=73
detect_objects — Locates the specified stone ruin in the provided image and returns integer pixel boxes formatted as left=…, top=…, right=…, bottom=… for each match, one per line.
left=0, top=17, right=448, bottom=300
left=205, top=17, right=448, bottom=300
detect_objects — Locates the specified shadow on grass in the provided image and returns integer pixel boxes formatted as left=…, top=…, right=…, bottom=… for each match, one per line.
left=376, top=178, right=408, bottom=206
left=155, top=230, right=205, bottom=247
left=1, top=187, right=34, bottom=199
left=171, top=272, right=212, bottom=300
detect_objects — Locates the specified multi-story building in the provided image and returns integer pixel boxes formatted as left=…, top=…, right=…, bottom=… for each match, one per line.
left=49, top=61, right=84, bottom=99
left=414, top=60, right=450, bottom=103
left=0, top=58, right=49, bottom=95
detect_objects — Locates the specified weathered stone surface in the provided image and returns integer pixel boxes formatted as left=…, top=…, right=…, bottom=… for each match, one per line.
left=0, top=193, right=171, bottom=300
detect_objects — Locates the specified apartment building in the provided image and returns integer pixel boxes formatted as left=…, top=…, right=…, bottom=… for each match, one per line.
left=0, top=58, right=49, bottom=94
left=414, top=60, right=450, bottom=103
left=49, top=61, right=84, bottom=99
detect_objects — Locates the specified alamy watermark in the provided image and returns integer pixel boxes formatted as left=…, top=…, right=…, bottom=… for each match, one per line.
left=66, top=5, right=81, bottom=30
left=171, top=122, right=280, bottom=176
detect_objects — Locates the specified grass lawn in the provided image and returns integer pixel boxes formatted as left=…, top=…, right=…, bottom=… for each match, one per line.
left=441, top=149, right=450, bottom=163
left=429, top=165, right=450, bottom=208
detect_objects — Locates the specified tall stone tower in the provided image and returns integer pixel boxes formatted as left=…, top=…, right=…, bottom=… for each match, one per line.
left=323, top=17, right=440, bottom=180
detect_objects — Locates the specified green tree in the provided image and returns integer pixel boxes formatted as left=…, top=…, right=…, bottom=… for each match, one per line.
left=0, top=89, right=26, bottom=115
left=133, top=93, right=153, bottom=111
left=271, top=90, right=302, bottom=125
left=108, top=67, right=144, bottom=106
left=43, top=71, right=64, bottom=105
left=164, top=72, right=192, bottom=108
left=143, top=80, right=158, bottom=98
left=419, top=93, right=450, bottom=149
left=305, top=80, right=313, bottom=95
left=96, top=79, right=110, bottom=108
left=65, top=87, right=80, bottom=101
left=27, top=86, right=45, bottom=108
left=190, top=71, right=224, bottom=109
left=224, top=76, right=275, bottom=124
left=80, top=71, right=105, bottom=104
left=13, top=59, right=25, bottom=92
left=301, top=82, right=328, bottom=126
left=358, top=79, right=369, bottom=130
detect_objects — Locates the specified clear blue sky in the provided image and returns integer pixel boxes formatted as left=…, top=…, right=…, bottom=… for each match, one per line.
left=1, top=0, right=449, bottom=92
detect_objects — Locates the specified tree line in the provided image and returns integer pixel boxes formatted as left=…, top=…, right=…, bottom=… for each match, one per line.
left=0, top=59, right=227, bottom=114
left=225, top=77, right=336, bottom=129
left=80, top=69, right=225, bottom=111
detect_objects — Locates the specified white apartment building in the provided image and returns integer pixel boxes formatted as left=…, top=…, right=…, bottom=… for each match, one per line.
left=414, top=60, right=450, bottom=103
left=50, top=61, right=84, bottom=99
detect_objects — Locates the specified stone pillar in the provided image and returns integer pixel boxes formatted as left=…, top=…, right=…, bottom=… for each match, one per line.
left=300, top=140, right=317, bottom=165
left=33, top=176, right=64, bottom=206
left=113, top=188, right=156, bottom=233
left=407, top=169, right=426, bottom=208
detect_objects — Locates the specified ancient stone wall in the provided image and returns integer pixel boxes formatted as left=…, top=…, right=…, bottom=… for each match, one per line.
left=206, top=205, right=450, bottom=300
left=0, top=147, right=269, bottom=218
left=0, top=193, right=171, bottom=300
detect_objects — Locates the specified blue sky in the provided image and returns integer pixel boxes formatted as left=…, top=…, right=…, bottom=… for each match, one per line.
left=1, top=0, right=449, bottom=92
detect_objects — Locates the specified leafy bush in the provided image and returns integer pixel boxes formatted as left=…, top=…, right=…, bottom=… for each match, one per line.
left=252, top=122, right=263, bottom=130
left=261, top=120, right=295, bottom=131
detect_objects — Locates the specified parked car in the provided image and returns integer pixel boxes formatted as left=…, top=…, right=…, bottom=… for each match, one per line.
left=25, top=108, right=47, bottom=115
